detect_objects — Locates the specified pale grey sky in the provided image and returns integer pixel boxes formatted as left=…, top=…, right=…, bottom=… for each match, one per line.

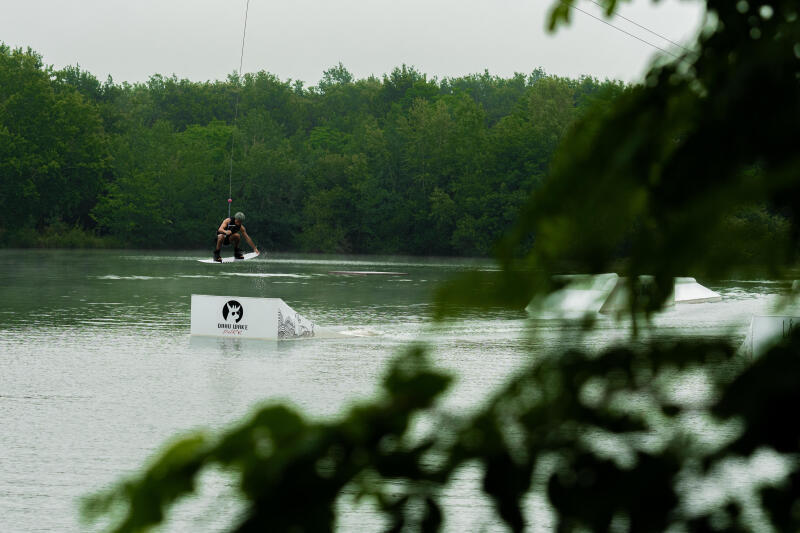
left=2, top=0, right=705, bottom=85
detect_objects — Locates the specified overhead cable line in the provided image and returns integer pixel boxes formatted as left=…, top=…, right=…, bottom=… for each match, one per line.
left=567, top=2, right=684, bottom=62
left=587, top=0, right=693, bottom=53
left=227, top=0, right=251, bottom=218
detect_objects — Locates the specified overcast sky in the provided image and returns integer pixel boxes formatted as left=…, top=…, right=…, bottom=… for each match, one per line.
left=2, top=0, right=705, bottom=86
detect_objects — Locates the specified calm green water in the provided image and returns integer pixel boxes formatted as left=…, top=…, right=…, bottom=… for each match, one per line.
left=0, top=250, right=794, bottom=532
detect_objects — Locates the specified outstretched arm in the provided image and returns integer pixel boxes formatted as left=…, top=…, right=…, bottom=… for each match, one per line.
left=241, top=227, right=259, bottom=254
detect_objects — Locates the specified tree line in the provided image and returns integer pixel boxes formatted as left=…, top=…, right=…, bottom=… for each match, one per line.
left=0, top=44, right=625, bottom=254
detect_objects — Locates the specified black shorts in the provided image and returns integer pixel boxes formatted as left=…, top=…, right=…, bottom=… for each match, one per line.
left=216, top=233, right=232, bottom=246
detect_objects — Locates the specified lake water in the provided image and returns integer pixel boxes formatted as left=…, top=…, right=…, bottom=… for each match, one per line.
left=0, top=249, right=796, bottom=532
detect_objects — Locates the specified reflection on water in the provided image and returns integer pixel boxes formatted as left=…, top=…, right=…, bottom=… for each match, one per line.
left=0, top=249, right=797, bottom=532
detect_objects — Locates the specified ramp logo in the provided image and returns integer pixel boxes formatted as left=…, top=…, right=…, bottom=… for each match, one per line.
left=222, top=300, right=244, bottom=323
left=218, top=299, right=248, bottom=335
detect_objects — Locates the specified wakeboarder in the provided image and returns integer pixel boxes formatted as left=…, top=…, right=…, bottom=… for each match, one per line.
left=214, top=211, right=259, bottom=262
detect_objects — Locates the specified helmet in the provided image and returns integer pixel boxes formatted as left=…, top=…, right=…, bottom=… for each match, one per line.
left=234, top=212, right=245, bottom=223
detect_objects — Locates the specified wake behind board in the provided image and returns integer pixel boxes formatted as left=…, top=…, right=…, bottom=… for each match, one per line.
left=329, top=271, right=407, bottom=276
left=198, top=251, right=260, bottom=264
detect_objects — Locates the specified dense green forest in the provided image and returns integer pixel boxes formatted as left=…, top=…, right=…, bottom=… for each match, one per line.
left=0, top=43, right=627, bottom=254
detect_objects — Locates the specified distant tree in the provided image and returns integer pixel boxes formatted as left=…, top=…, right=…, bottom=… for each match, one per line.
left=380, top=64, right=439, bottom=113
left=240, top=71, right=306, bottom=137
left=318, top=62, right=355, bottom=92
left=92, top=120, right=229, bottom=247
left=53, top=64, right=103, bottom=102
left=440, top=69, right=531, bottom=126
left=239, top=138, right=304, bottom=251
left=489, top=77, right=578, bottom=198
left=142, top=74, right=231, bottom=131
left=0, top=45, right=109, bottom=233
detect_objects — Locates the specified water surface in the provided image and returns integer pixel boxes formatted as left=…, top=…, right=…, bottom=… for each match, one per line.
left=0, top=250, right=794, bottom=532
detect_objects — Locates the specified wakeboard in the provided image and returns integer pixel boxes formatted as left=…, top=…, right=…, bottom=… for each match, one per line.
left=198, top=251, right=260, bottom=264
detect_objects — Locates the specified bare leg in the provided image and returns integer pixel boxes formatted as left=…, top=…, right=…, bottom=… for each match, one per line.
left=231, top=234, right=243, bottom=258
left=213, top=234, right=226, bottom=261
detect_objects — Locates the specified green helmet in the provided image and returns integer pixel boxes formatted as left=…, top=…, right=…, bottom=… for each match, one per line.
left=234, top=212, right=245, bottom=223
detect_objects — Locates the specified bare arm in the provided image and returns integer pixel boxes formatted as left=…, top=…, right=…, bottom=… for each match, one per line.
left=217, top=218, right=232, bottom=235
left=241, top=226, right=259, bottom=253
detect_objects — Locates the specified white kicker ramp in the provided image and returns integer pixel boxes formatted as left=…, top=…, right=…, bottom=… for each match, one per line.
left=739, top=315, right=800, bottom=358
left=527, top=274, right=721, bottom=317
left=526, top=273, right=620, bottom=317
left=191, top=294, right=343, bottom=340
left=673, top=277, right=722, bottom=303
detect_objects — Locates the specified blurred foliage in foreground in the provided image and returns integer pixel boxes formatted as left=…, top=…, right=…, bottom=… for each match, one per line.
left=84, top=0, right=800, bottom=531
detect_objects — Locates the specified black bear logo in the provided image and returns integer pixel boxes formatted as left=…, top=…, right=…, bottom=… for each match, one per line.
left=222, top=300, right=244, bottom=323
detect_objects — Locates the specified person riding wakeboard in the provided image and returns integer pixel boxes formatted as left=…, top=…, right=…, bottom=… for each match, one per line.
left=214, top=211, right=259, bottom=262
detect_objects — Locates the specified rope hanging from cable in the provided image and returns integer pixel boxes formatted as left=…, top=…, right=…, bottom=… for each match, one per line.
left=227, top=0, right=251, bottom=218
